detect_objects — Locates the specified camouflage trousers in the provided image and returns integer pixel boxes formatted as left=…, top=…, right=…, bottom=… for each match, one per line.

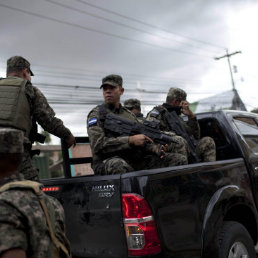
left=103, top=152, right=187, bottom=175
left=196, top=136, right=216, bottom=162
left=19, top=148, right=39, bottom=181
left=167, top=135, right=188, bottom=157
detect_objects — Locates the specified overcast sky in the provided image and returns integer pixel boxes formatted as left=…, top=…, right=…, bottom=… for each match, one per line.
left=0, top=0, right=257, bottom=143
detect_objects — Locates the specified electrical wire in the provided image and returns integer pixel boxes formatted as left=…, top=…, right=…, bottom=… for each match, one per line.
left=0, top=2, right=213, bottom=58
left=74, top=0, right=226, bottom=50
left=45, top=0, right=220, bottom=55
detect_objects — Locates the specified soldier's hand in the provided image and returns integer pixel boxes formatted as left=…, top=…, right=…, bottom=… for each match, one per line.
left=180, top=100, right=195, bottom=118
left=129, top=134, right=153, bottom=147
left=152, top=144, right=168, bottom=158
left=65, top=135, right=76, bottom=148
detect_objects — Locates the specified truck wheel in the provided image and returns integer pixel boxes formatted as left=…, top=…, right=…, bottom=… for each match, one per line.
left=218, top=221, right=256, bottom=258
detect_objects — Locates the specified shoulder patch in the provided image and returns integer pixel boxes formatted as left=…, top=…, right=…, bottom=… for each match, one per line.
left=151, top=109, right=160, bottom=115
left=88, top=117, right=98, bottom=126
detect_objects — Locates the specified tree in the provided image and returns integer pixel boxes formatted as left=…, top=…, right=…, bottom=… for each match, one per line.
left=251, top=108, right=258, bottom=114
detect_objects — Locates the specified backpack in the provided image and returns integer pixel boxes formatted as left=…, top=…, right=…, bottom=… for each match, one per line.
left=0, top=180, right=70, bottom=258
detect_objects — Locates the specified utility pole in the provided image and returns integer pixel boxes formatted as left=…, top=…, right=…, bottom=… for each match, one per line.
left=214, top=49, right=242, bottom=90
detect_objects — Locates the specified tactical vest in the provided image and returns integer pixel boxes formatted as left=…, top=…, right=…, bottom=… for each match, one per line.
left=0, top=180, right=70, bottom=258
left=0, top=77, right=31, bottom=137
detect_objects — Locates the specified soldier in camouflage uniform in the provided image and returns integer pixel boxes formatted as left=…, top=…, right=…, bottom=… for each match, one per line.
left=87, top=75, right=187, bottom=175
left=0, top=128, right=71, bottom=258
left=146, top=88, right=216, bottom=162
left=124, top=98, right=188, bottom=157
left=0, top=56, right=76, bottom=181
left=124, top=98, right=144, bottom=122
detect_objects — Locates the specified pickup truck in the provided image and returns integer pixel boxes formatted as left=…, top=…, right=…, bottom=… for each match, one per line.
left=42, top=110, right=258, bottom=258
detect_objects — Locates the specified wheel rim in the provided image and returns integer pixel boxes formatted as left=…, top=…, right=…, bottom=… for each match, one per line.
left=228, top=241, right=249, bottom=258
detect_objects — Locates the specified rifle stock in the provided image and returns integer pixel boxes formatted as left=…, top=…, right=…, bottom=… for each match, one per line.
left=104, top=113, right=177, bottom=145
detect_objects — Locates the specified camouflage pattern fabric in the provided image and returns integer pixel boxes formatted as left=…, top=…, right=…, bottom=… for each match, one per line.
left=104, top=152, right=187, bottom=175
left=100, top=74, right=123, bottom=88
left=124, top=98, right=141, bottom=110
left=196, top=136, right=216, bottom=162
left=87, top=103, right=187, bottom=175
left=146, top=105, right=216, bottom=162
left=146, top=104, right=200, bottom=140
left=19, top=148, right=39, bottom=181
left=7, top=56, right=34, bottom=76
left=166, top=134, right=188, bottom=157
left=0, top=128, right=24, bottom=153
left=14, top=78, right=72, bottom=180
left=0, top=174, right=70, bottom=257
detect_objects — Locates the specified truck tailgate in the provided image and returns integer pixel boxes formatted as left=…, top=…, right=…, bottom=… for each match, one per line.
left=42, top=175, right=128, bottom=258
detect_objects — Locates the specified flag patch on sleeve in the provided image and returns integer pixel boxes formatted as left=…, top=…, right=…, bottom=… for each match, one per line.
left=88, top=117, right=98, bottom=126
left=151, top=109, right=159, bottom=115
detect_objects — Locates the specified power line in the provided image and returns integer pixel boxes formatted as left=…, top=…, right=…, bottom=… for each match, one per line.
left=0, top=3, right=213, bottom=58
left=45, top=0, right=219, bottom=55
left=74, top=0, right=226, bottom=50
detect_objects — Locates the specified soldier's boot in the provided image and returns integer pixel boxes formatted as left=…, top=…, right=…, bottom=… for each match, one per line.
left=196, top=136, right=216, bottom=162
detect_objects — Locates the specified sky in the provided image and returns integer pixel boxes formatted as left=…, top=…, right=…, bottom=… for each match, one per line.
left=0, top=0, right=257, bottom=144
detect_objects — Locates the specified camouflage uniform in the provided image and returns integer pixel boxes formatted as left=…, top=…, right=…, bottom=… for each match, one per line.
left=124, top=98, right=145, bottom=122
left=0, top=56, right=73, bottom=180
left=0, top=128, right=71, bottom=258
left=124, top=98, right=188, bottom=157
left=146, top=88, right=216, bottom=162
left=87, top=75, right=187, bottom=175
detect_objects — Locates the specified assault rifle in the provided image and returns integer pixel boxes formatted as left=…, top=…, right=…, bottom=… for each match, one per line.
left=165, top=111, right=200, bottom=163
left=103, top=113, right=178, bottom=146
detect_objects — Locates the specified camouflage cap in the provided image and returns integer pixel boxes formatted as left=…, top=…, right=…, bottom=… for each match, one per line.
left=7, top=56, right=34, bottom=76
left=100, top=74, right=123, bottom=88
left=124, top=98, right=141, bottom=110
left=0, top=128, right=24, bottom=154
left=167, top=88, right=187, bottom=102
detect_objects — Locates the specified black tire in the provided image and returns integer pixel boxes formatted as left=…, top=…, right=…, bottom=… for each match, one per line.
left=218, top=221, right=256, bottom=258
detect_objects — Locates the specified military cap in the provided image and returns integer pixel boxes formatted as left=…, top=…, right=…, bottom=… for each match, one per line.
left=100, top=74, right=123, bottom=88
left=167, top=88, right=187, bottom=102
left=7, top=56, right=34, bottom=76
left=124, top=99, right=141, bottom=110
left=0, top=128, right=24, bottom=154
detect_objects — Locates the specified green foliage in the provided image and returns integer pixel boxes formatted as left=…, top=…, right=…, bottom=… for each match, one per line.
left=251, top=108, right=258, bottom=114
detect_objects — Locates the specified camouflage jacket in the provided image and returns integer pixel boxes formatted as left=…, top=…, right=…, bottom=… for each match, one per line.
left=146, top=103, right=200, bottom=140
left=0, top=173, right=70, bottom=258
left=87, top=103, right=155, bottom=168
left=24, top=78, right=72, bottom=141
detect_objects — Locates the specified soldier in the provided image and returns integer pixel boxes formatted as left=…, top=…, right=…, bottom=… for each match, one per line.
left=124, top=98, right=188, bottom=157
left=124, top=98, right=144, bottom=121
left=146, top=87, right=216, bottom=162
left=0, top=128, right=71, bottom=258
left=0, top=56, right=76, bottom=181
left=87, top=74, right=187, bottom=175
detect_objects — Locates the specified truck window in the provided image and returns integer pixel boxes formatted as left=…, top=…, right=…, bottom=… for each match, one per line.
left=233, top=117, right=258, bottom=154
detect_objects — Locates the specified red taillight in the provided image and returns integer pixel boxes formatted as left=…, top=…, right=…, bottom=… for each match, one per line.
left=122, top=193, right=161, bottom=256
left=42, top=186, right=59, bottom=192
